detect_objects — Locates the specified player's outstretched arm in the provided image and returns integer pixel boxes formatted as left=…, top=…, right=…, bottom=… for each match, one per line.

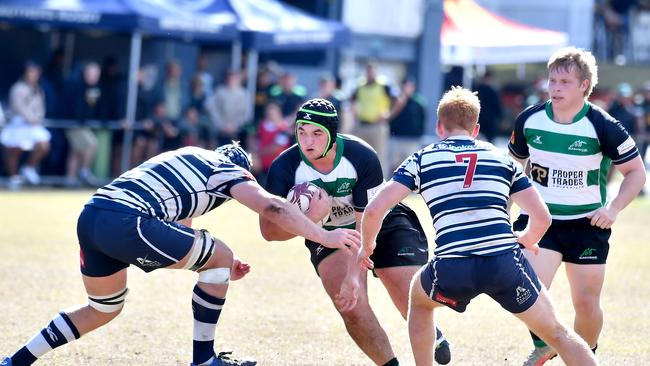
left=361, top=181, right=411, bottom=267
left=588, top=156, right=646, bottom=229
left=232, top=181, right=360, bottom=253
left=258, top=187, right=332, bottom=241
left=336, top=181, right=411, bottom=312
left=510, top=186, right=551, bottom=254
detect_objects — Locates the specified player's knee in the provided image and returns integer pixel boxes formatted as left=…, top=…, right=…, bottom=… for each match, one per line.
left=338, top=302, right=368, bottom=322
left=542, top=323, right=571, bottom=346
left=88, top=288, right=128, bottom=321
left=572, top=295, right=602, bottom=316
left=183, top=230, right=234, bottom=271
left=183, top=230, right=233, bottom=286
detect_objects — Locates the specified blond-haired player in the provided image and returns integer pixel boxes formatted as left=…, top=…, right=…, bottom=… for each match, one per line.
left=509, top=47, right=646, bottom=365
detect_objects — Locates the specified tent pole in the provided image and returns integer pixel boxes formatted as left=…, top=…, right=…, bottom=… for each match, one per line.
left=121, top=31, right=142, bottom=174
left=245, top=49, right=258, bottom=123
left=63, top=32, right=75, bottom=79
left=231, top=40, right=242, bottom=71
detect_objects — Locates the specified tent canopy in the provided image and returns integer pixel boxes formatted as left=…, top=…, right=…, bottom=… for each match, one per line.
left=441, top=0, right=568, bottom=65
left=227, top=0, right=350, bottom=51
left=0, top=0, right=238, bottom=41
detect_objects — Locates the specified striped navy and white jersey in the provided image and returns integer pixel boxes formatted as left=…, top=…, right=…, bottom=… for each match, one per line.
left=393, top=136, right=531, bottom=258
left=87, top=146, right=255, bottom=222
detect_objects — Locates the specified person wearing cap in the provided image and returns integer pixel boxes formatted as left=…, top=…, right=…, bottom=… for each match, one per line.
left=259, top=98, right=452, bottom=366
left=2, top=143, right=360, bottom=366
left=508, top=47, right=646, bottom=365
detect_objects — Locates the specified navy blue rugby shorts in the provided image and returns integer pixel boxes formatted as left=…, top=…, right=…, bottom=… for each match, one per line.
left=419, top=248, right=542, bottom=314
left=76, top=205, right=196, bottom=277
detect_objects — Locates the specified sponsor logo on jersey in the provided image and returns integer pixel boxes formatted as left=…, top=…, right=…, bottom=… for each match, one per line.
left=531, top=163, right=549, bottom=186
left=568, top=140, right=588, bottom=153
left=336, top=182, right=351, bottom=194
left=331, top=205, right=354, bottom=219
left=137, top=256, right=161, bottom=267
left=579, top=248, right=598, bottom=260
left=532, top=135, right=543, bottom=145
left=549, top=169, right=585, bottom=188
left=531, top=163, right=586, bottom=189
left=366, top=184, right=382, bottom=200
left=617, top=137, right=636, bottom=155
left=516, top=286, right=532, bottom=305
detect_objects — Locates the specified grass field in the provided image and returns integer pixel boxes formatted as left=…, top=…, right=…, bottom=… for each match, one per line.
left=0, top=191, right=649, bottom=365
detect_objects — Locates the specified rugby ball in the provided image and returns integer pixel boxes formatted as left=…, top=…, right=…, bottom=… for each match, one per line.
left=286, top=182, right=320, bottom=213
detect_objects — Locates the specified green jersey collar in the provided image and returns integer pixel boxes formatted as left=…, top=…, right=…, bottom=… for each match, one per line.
left=545, top=100, right=589, bottom=123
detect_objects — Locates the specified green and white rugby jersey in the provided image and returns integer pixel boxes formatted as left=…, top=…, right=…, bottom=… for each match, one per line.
left=509, top=101, right=639, bottom=219
left=265, top=134, right=383, bottom=230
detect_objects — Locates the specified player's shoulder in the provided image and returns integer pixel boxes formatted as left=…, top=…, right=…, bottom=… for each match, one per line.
left=517, top=101, right=547, bottom=122
left=269, top=143, right=302, bottom=171
left=585, top=102, right=620, bottom=128
left=339, top=134, right=377, bottom=155
left=339, top=134, right=381, bottom=166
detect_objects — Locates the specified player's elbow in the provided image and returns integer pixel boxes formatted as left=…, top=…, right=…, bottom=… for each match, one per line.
left=259, top=219, right=275, bottom=241
left=364, top=203, right=384, bottom=222
left=259, top=198, right=292, bottom=241
left=541, top=209, right=552, bottom=229
left=533, top=206, right=552, bottom=231
left=261, top=229, right=275, bottom=242
left=259, top=215, right=283, bottom=242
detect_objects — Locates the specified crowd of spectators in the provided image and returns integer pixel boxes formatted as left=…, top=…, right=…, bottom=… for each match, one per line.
left=1, top=54, right=649, bottom=190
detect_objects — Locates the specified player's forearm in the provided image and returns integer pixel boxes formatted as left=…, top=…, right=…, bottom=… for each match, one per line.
left=261, top=197, right=326, bottom=243
left=609, top=167, right=646, bottom=213
left=360, top=208, right=383, bottom=253
left=511, top=187, right=551, bottom=247
left=521, top=213, right=551, bottom=247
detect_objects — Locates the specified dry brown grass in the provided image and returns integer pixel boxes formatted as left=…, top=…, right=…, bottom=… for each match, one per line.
left=0, top=191, right=648, bottom=365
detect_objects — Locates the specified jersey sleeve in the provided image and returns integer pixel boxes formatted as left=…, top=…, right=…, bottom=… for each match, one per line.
left=508, top=108, right=531, bottom=159
left=599, top=117, right=639, bottom=165
left=264, top=154, right=297, bottom=197
left=349, top=144, right=384, bottom=212
left=507, top=156, right=532, bottom=194
left=208, top=163, right=256, bottom=199
left=392, top=151, right=422, bottom=193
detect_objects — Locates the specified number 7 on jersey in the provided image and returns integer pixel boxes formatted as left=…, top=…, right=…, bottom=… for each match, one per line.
left=455, top=153, right=478, bottom=188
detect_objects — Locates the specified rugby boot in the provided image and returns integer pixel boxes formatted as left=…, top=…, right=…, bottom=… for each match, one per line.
left=522, top=345, right=557, bottom=366
left=434, top=328, right=451, bottom=365
left=191, top=351, right=257, bottom=366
